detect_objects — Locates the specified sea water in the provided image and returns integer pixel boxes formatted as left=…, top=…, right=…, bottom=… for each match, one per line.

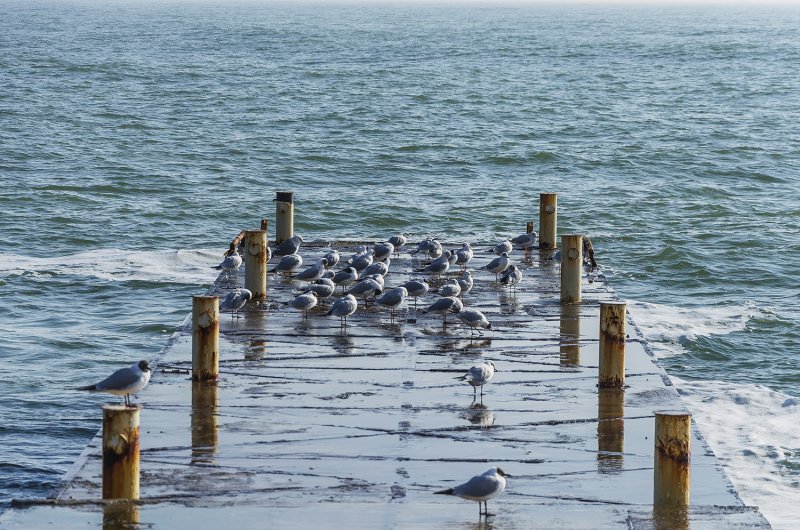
left=1, top=2, right=799, bottom=527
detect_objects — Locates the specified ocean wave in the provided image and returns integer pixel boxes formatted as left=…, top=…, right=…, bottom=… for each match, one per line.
left=673, top=377, right=799, bottom=530
left=0, top=248, right=220, bottom=285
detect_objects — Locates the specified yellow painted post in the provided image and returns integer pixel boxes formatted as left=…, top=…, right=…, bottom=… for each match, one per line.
left=560, top=234, right=583, bottom=303
left=192, top=295, right=219, bottom=382
left=245, top=230, right=268, bottom=300
left=102, top=405, right=140, bottom=499
left=597, top=388, right=625, bottom=473
left=599, top=302, right=627, bottom=388
left=539, top=193, right=557, bottom=249
left=559, top=304, right=580, bottom=366
left=275, top=191, right=294, bottom=245
left=654, top=411, right=691, bottom=507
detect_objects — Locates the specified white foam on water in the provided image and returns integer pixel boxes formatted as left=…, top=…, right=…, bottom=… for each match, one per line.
left=627, top=300, right=762, bottom=357
left=674, top=377, right=800, bottom=530
left=0, top=248, right=221, bottom=285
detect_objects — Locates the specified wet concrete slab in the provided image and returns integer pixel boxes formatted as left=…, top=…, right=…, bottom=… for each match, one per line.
left=3, top=242, right=770, bottom=528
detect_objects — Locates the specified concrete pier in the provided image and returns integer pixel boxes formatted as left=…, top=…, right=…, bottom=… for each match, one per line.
left=2, top=242, right=770, bottom=529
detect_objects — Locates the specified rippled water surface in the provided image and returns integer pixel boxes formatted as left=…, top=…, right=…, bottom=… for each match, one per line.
left=1, top=2, right=799, bottom=526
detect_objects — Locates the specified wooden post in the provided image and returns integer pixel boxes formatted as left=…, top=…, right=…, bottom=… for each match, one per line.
left=559, top=304, right=580, bottom=366
left=654, top=411, right=691, bottom=507
left=192, top=296, right=219, bottom=382
left=539, top=193, right=557, bottom=249
left=560, top=234, right=583, bottom=303
left=191, top=381, right=219, bottom=464
left=275, top=191, right=294, bottom=245
left=244, top=230, right=268, bottom=300
left=102, top=405, right=140, bottom=499
left=599, top=302, right=627, bottom=388
left=597, top=388, right=625, bottom=473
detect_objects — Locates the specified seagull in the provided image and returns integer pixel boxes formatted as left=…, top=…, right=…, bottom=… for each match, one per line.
left=347, top=277, right=383, bottom=304
left=455, top=308, right=493, bottom=336
left=499, top=264, right=522, bottom=290
left=410, top=238, right=433, bottom=257
left=455, top=361, right=496, bottom=399
left=373, top=242, right=394, bottom=262
left=434, top=467, right=511, bottom=518
left=481, top=252, right=510, bottom=280
left=436, top=279, right=461, bottom=298
left=269, top=254, right=303, bottom=275
left=323, top=249, right=340, bottom=269
left=344, top=246, right=367, bottom=265
left=360, top=259, right=390, bottom=279
left=295, top=258, right=329, bottom=282
left=351, top=249, right=375, bottom=272
left=326, top=293, right=358, bottom=328
left=213, top=251, right=242, bottom=278
left=332, top=267, right=359, bottom=291
left=401, top=279, right=429, bottom=309
left=361, top=273, right=385, bottom=290
left=273, top=235, right=304, bottom=256
left=421, top=296, right=463, bottom=327
left=457, top=270, right=474, bottom=297
left=286, top=292, right=318, bottom=318
left=388, top=235, right=407, bottom=255
left=427, top=239, right=443, bottom=260
left=417, top=251, right=451, bottom=276
left=76, top=360, right=152, bottom=408
left=511, top=232, right=537, bottom=250
left=219, top=288, right=253, bottom=318
left=487, top=240, right=512, bottom=256
left=375, top=286, right=407, bottom=322
left=454, top=243, right=473, bottom=270
left=583, top=235, right=598, bottom=271
left=294, top=278, right=335, bottom=306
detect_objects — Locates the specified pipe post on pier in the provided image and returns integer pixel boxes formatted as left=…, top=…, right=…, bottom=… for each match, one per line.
left=244, top=230, right=268, bottom=300
left=526, top=221, right=534, bottom=235
left=102, top=405, right=140, bottom=500
left=599, top=302, right=627, bottom=388
left=560, top=234, right=583, bottom=303
left=274, top=191, right=294, bottom=245
left=654, top=411, right=692, bottom=508
left=192, top=295, right=219, bottom=382
left=539, top=193, right=557, bottom=249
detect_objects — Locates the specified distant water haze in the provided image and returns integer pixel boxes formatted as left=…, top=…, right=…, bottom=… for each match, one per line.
left=1, top=3, right=799, bottom=528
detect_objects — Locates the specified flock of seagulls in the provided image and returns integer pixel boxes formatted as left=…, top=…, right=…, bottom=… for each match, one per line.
left=76, top=230, right=601, bottom=518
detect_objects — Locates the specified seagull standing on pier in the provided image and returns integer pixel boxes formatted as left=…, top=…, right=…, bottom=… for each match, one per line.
left=295, top=258, right=329, bottom=282
left=76, top=360, right=152, bottom=408
left=326, top=293, right=358, bottom=328
left=455, top=308, right=493, bottom=336
left=499, top=264, right=522, bottom=290
left=375, top=286, right=408, bottom=322
left=273, top=235, right=304, bottom=256
left=457, top=270, right=474, bottom=297
left=213, top=251, right=242, bottom=278
left=436, top=279, right=461, bottom=298
left=323, top=249, right=340, bottom=269
left=420, top=296, right=463, bottom=327
left=481, top=252, right=510, bottom=280
left=332, top=267, right=359, bottom=291
left=220, top=288, right=253, bottom=318
left=401, top=279, right=429, bottom=309
left=286, top=291, right=318, bottom=318
left=294, top=278, right=335, bottom=306
left=373, top=242, right=394, bottom=262
left=434, top=467, right=510, bottom=518
left=454, top=243, right=473, bottom=270
left=511, top=232, right=537, bottom=250
left=388, top=235, right=407, bottom=255
left=488, top=240, right=512, bottom=256
left=270, top=254, right=303, bottom=275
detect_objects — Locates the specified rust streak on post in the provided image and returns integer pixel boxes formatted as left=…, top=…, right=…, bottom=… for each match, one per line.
left=192, top=296, right=219, bottom=382
left=654, top=411, right=691, bottom=508
left=599, top=302, right=627, bottom=388
left=560, top=234, right=583, bottom=303
left=245, top=230, right=268, bottom=300
left=539, top=193, right=557, bottom=249
left=102, top=405, right=140, bottom=500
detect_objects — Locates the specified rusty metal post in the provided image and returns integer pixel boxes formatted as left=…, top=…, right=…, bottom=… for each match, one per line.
left=526, top=221, right=534, bottom=234
left=191, top=381, right=219, bottom=465
left=559, top=303, right=580, bottom=366
left=192, top=295, right=219, bottom=382
left=560, top=234, right=583, bottom=303
left=102, top=405, right=140, bottom=499
left=597, top=388, right=625, bottom=473
left=599, top=302, right=627, bottom=388
left=654, top=411, right=691, bottom=507
left=539, top=193, right=557, bottom=249
left=275, top=191, right=294, bottom=245
left=244, top=230, right=268, bottom=300
left=260, top=218, right=269, bottom=231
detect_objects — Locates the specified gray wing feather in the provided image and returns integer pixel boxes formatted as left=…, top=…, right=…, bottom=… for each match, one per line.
left=94, top=367, right=140, bottom=391
left=453, top=475, right=499, bottom=498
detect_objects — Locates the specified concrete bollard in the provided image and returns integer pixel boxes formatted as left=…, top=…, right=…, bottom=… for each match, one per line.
left=102, top=405, right=140, bottom=500
left=192, top=295, right=219, bottom=382
left=539, top=193, right=557, bottom=249
left=191, top=381, right=219, bottom=464
left=654, top=411, right=691, bottom=507
left=274, top=191, right=294, bottom=245
left=560, top=234, right=583, bottom=303
left=597, top=388, right=625, bottom=473
left=244, top=230, right=268, bottom=300
left=559, top=304, right=581, bottom=366
left=599, top=302, right=627, bottom=388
